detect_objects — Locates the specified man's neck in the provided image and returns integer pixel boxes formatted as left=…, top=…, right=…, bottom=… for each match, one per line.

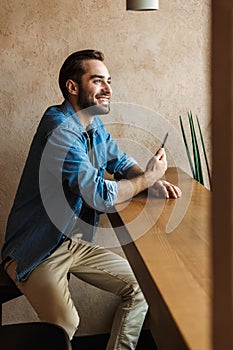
left=68, top=98, right=94, bottom=129
left=76, top=110, right=94, bottom=129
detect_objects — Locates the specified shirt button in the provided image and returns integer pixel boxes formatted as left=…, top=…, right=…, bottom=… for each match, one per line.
left=74, top=216, right=78, bottom=220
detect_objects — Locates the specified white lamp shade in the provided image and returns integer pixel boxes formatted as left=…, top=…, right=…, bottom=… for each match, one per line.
left=127, top=0, right=159, bottom=11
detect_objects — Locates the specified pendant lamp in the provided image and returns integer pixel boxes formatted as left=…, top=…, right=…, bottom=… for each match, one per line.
left=126, top=0, right=159, bottom=11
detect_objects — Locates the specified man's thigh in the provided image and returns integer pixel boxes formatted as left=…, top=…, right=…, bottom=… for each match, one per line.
left=69, top=241, right=140, bottom=297
left=5, top=242, right=79, bottom=338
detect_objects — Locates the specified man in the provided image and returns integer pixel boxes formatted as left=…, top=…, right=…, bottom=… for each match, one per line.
left=1, top=50, right=181, bottom=349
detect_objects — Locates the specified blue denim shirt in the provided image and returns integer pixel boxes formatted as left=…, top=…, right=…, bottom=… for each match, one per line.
left=1, top=100, right=136, bottom=281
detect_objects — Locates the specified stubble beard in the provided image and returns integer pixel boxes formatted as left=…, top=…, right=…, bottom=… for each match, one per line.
left=78, top=86, right=110, bottom=116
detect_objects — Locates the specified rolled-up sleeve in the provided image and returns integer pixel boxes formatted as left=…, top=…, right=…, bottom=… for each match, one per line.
left=75, top=160, right=119, bottom=211
left=105, top=134, right=137, bottom=177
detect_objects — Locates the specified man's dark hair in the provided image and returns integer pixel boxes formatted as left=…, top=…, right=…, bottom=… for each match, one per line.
left=59, top=49, right=105, bottom=98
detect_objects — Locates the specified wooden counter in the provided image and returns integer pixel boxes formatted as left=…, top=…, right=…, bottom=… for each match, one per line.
left=108, top=167, right=211, bottom=350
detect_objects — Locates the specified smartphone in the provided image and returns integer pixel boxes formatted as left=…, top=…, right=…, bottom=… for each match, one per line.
left=161, top=132, right=169, bottom=148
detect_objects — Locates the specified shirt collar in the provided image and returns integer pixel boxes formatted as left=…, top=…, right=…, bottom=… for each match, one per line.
left=61, top=99, right=104, bottom=134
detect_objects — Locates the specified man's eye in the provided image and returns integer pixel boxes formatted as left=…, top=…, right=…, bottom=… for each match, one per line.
left=94, top=79, right=101, bottom=84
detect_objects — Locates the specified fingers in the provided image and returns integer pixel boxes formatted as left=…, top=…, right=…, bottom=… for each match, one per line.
left=155, top=147, right=166, bottom=160
left=151, top=181, right=182, bottom=199
left=173, top=185, right=182, bottom=198
left=166, top=183, right=182, bottom=199
left=145, top=148, right=167, bottom=183
left=160, top=185, right=169, bottom=199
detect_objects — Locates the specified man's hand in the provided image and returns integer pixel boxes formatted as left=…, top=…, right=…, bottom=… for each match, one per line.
left=145, top=148, right=168, bottom=185
left=116, top=149, right=174, bottom=204
left=149, top=180, right=182, bottom=199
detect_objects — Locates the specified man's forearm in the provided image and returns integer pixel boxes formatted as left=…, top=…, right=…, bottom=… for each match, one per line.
left=115, top=165, right=154, bottom=204
left=124, top=164, right=145, bottom=179
left=115, top=149, right=168, bottom=204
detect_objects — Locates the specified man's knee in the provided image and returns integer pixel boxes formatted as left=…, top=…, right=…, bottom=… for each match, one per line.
left=46, top=308, right=80, bottom=340
left=121, top=280, right=147, bottom=304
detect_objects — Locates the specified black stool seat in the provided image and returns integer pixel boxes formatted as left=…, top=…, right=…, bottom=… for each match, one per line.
left=0, top=262, right=22, bottom=302
left=0, top=262, right=22, bottom=324
left=0, top=322, right=72, bottom=349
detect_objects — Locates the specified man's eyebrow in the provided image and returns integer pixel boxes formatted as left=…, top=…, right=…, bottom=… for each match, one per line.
left=89, top=74, right=111, bottom=81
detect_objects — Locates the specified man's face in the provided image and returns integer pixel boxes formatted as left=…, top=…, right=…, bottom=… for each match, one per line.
left=77, top=60, right=112, bottom=115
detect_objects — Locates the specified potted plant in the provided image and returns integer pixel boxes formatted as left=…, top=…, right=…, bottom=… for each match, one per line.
left=179, top=111, right=212, bottom=190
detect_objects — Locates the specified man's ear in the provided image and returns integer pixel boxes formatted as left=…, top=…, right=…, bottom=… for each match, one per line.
left=66, top=79, right=79, bottom=96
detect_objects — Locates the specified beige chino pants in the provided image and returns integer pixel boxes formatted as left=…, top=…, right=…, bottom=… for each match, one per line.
left=5, top=239, right=148, bottom=350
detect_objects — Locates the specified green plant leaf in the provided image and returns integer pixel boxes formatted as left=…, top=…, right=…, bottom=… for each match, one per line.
left=179, top=115, right=196, bottom=178
left=188, top=111, right=204, bottom=185
left=196, top=115, right=212, bottom=189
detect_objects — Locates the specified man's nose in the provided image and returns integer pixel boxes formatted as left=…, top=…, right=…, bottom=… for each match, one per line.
left=102, top=82, right=112, bottom=95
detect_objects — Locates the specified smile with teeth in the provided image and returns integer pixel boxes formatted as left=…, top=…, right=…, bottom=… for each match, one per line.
left=96, top=96, right=110, bottom=104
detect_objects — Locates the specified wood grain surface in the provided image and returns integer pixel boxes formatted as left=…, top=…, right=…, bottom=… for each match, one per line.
left=108, top=167, right=211, bottom=350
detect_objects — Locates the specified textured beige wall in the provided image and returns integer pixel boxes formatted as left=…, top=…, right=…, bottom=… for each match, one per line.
left=0, top=0, right=211, bottom=335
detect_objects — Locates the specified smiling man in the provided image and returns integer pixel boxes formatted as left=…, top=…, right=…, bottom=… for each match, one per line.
left=1, top=50, right=181, bottom=350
